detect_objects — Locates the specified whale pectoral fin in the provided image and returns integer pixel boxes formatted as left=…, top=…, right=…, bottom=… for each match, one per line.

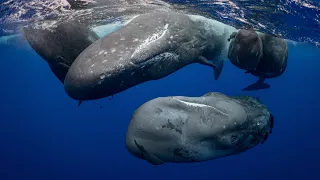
left=49, top=62, right=70, bottom=84
left=134, top=139, right=164, bottom=165
left=78, top=101, right=83, bottom=107
left=212, top=58, right=224, bottom=80
left=197, top=56, right=224, bottom=80
left=197, top=56, right=217, bottom=68
left=242, top=77, right=270, bottom=91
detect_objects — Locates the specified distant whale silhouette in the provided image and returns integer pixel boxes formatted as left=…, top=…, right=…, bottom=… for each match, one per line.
left=126, top=92, right=274, bottom=165
left=64, top=11, right=236, bottom=101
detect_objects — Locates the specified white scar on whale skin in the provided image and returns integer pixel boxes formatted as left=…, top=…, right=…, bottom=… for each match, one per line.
left=131, top=24, right=169, bottom=58
left=174, top=98, right=228, bottom=115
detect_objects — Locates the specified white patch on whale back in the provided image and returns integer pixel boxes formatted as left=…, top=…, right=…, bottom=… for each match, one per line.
left=174, top=98, right=228, bottom=115
left=91, top=15, right=139, bottom=38
left=187, top=14, right=236, bottom=63
left=146, top=52, right=179, bottom=64
left=188, top=15, right=236, bottom=36
left=131, top=24, right=169, bottom=58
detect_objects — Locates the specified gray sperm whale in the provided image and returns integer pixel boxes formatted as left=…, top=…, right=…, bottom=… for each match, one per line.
left=64, top=11, right=236, bottom=101
left=125, top=92, right=274, bottom=165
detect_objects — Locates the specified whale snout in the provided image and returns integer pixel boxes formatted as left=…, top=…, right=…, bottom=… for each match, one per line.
left=64, top=55, right=137, bottom=100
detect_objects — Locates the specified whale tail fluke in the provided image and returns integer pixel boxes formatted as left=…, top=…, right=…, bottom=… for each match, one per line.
left=242, top=77, right=270, bottom=91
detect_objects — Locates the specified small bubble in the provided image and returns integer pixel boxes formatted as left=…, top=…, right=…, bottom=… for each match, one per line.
left=99, top=74, right=106, bottom=80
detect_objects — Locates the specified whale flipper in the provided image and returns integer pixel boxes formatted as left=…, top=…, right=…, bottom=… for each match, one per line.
left=77, top=101, right=83, bottom=107
left=197, top=56, right=224, bottom=80
left=242, top=77, right=270, bottom=91
left=134, top=139, right=164, bottom=165
left=197, top=56, right=216, bottom=68
left=212, top=58, right=224, bottom=80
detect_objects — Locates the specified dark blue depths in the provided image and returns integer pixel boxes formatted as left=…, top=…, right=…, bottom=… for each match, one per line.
left=0, top=41, right=320, bottom=180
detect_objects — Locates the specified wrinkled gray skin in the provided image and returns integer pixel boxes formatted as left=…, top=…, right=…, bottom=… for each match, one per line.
left=23, top=21, right=100, bottom=83
left=126, top=92, right=274, bottom=165
left=228, top=29, right=263, bottom=71
left=64, top=11, right=233, bottom=100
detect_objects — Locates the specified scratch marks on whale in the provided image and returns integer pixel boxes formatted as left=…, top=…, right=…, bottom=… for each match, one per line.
left=131, top=23, right=169, bottom=58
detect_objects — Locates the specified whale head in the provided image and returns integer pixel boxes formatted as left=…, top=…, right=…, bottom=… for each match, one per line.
left=228, top=29, right=263, bottom=71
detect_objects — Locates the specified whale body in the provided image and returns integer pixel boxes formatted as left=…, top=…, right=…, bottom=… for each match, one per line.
left=125, top=92, right=274, bottom=165
left=64, top=11, right=236, bottom=101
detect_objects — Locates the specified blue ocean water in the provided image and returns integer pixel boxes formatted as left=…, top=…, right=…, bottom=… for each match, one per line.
left=1, top=36, right=320, bottom=180
left=1, top=1, right=320, bottom=180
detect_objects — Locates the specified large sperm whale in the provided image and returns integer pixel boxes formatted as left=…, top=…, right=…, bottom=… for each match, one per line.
left=64, top=11, right=237, bottom=101
left=126, top=92, right=274, bottom=165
